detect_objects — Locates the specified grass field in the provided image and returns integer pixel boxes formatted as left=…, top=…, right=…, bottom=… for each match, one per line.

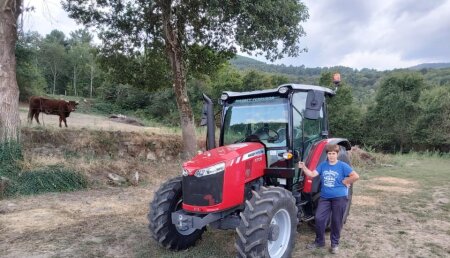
left=1, top=153, right=449, bottom=257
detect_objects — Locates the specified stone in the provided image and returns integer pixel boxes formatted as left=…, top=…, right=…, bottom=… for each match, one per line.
left=130, top=171, right=139, bottom=186
left=107, top=173, right=127, bottom=185
left=146, top=151, right=157, bottom=160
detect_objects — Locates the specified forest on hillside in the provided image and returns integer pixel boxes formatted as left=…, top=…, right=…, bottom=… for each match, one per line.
left=17, top=29, right=450, bottom=152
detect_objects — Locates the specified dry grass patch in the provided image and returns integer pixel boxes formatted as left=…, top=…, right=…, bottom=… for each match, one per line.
left=432, top=187, right=450, bottom=205
left=372, top=176, right=418, bottom=186
left=0, top=208, right=78, bottom=233
left=368, top=185, right=416, bottom=194
left=352, top=195, right=379, bottom=206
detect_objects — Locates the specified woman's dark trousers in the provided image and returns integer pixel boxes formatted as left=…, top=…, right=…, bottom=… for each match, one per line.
left=314, top=196, right=348, bottom=247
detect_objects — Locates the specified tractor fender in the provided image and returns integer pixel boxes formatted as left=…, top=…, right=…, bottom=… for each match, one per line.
left=302, top=138, right=351, bottom=193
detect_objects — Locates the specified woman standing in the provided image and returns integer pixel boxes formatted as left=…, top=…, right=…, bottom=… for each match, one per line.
left=299, top=144, right=359, bottom=254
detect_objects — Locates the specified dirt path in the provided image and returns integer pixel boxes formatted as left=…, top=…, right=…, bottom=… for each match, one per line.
left=19, top=107, right=171, bottom=134
left=0, top=186, right=155, bottom=258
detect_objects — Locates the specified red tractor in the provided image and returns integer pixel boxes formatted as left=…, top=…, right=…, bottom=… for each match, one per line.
left=148, top=82, right=352, bottom=257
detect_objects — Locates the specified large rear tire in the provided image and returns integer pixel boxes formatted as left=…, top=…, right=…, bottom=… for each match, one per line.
left=338, top=146, right=353, bottom=224
left=148, top=177, right=205, bottom=250
left=343, top=184, right=353, bottom=224
left=235, top=186, right=298, bottom=258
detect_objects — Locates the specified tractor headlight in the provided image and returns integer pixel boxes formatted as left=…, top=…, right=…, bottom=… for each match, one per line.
left=194, top=162, right=225, bottom=177
left=182, top=168, right=189, bottom=176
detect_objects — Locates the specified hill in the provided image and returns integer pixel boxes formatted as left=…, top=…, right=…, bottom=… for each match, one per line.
left=229, top=55, right=450, bottom=104
left=229, top=55, right=266, bottom=69
left=409, top=63, right=450, bottom=70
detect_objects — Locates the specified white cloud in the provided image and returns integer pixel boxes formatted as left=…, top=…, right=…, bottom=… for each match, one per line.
left=22, top=0, right=83, bottom=37
left=275, top=0, right=450, bottom=70
left=339, top=51, right=420, bottom=71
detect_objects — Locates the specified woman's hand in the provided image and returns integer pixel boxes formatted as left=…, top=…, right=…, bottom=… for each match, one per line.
left=342, top=178, right=351, bottom=187
left=298, top=162, right=306, bottom=169
left=298, top=162, right=319, bottom=177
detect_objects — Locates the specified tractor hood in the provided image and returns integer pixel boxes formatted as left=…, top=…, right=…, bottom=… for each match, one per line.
left=182, top=142, right=265, bottom=176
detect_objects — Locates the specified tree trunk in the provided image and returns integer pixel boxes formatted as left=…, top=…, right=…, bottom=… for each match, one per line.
left=161, top=2, right=197, bottom=159
left=0, top=0, right=22, bottom=141
left=90, top=65, right=93, bottom=98
left=52, top=63, right=57, bottom=95
left=73, top=65, right=77, bottom=96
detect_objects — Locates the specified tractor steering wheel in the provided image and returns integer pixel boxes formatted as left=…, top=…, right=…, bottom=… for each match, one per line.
left=255, top=128, right=279, bottom=142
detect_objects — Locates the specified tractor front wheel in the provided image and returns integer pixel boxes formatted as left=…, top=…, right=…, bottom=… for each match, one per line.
left=235, top=186, right=298, bottom=258
left=148, top=177, right=205, bottom=250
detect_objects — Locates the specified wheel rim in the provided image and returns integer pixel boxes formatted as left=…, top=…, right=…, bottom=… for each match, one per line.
left=268, top=208, right=291, bottom=258
left=174, top=199, right=196, bottom=235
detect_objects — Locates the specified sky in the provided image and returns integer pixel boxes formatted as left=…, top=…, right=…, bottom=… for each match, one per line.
left=23, top=0, right=450, bottom=71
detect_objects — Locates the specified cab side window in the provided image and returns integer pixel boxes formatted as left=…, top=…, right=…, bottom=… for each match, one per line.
left=292, top=92, right=324, bottom=159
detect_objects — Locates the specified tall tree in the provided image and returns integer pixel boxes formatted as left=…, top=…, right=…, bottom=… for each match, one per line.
left=63, top=0, right=309, bottom=158
left=364, top=72, right=425, bottom=152
left=38, top=30, right=70, bottom=95
left=413, top=85, right=450, bottom=151
left=0, top=0, right=22, bottom=141
left=68, top=29, right=95, bottom=96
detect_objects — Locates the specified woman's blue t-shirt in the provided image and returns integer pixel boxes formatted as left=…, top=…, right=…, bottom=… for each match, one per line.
left=316, top=160, right=353, bottom=199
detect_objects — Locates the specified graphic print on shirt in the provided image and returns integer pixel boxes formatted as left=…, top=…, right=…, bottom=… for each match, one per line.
left=323, top=170, right=339, bottom=187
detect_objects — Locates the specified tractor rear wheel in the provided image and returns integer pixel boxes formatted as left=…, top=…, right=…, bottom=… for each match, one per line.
left=148, top=177, right=205, bottom=250
left=338, top=145, right=353, bottom=224
left=343, top=184, right=353, bottom=224
left=235, top=186, right=298, bottom=258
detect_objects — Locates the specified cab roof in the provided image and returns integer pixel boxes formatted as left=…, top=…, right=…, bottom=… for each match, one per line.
left=223, top=84, right=336, bottom=99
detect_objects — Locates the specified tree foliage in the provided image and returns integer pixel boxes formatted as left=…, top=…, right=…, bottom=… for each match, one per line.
left=38, top=30, right=71, bottom=94
left=63, top=0, right=310, bottom=158
left=413, top=85, right=450, bottom=151
left=364, top=72, right=425, bottom=152
left=319, top=72, right=363, bottom=144
left=16, top=32, right=46, bottom=100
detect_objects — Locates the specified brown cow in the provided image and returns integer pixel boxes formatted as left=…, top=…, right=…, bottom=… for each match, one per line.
left=28, top=96, right=79, bottom=127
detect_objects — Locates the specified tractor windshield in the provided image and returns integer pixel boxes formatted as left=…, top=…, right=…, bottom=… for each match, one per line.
left=222, top=97, right=288, bottom=148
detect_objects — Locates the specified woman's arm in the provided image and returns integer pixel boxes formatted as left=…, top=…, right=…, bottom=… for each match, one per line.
left=298, top=162, right=319, bottom=177
left=342, top=171, right=359, bottom=187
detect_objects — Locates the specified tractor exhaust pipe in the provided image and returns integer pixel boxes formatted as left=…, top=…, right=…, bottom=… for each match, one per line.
left=201, top=94, right=216, bottom=150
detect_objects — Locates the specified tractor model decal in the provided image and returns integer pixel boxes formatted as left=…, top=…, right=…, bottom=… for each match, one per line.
left=242, top=148, right=265, bottom=161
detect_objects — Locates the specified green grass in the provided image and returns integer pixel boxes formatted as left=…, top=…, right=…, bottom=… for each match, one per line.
left=16, top=165, right=88, bottom=195
left=1, top=141, right=87, bottom=197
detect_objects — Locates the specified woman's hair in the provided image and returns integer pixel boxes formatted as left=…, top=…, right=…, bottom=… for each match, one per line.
left=325, top=144, right=340, bottom=153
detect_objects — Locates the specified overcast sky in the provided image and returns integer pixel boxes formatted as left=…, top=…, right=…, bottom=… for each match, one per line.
left=23, top=0, right=450, bottom=71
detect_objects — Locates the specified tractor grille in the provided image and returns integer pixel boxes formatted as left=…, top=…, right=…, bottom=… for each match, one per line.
left=182, top=172, right=224, bottom=206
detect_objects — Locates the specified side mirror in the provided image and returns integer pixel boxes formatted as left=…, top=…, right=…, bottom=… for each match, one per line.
left=304, top=90, right=324, bottom=120
left=200, top=102, right=208, bottom=126
left=201, top=94, right=216, bottom=150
